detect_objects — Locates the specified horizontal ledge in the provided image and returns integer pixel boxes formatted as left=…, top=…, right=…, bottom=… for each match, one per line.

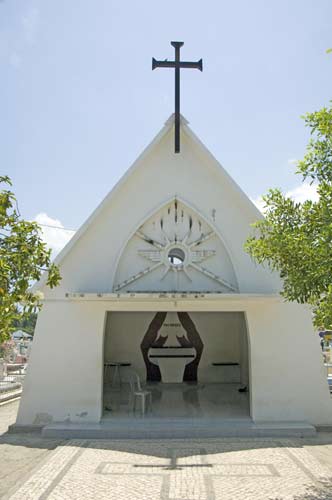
left=60, top=292, right=281, bottom=302
left=149, top=355, right=195, bottom=358
left=212, top=363, right=239, bottom=366
left=104, top=363, right=131, bottom=367
left=150, top=346, right=193, bottom=349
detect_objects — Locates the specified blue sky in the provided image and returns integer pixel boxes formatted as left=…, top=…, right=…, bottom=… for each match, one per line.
left=1, top=0, right=332, bottom=254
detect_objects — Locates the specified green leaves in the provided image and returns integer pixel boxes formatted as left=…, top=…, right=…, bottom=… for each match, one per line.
left=245, top=104, right=332, bottom=328
left=0, top=177, right=61, bottom=343
left=297, top=106, right=332, bottom=184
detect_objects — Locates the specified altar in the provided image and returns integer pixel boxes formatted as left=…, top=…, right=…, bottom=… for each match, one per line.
left=103, top=310, right=249, bottom=399
left=148, top=347, right=196, bottom=383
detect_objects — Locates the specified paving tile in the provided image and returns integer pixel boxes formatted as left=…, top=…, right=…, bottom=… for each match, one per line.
left=7, top=438, right=332, bottom=500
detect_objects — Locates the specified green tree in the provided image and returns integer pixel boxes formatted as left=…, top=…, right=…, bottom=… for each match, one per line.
left=12, top=310, right=38, bottom=335
left=245, top=104, right=332, bottom=328
left=0, top=176, right=61, bottom=343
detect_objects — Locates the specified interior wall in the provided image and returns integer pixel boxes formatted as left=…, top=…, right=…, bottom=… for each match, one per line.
left=104, top=311, right=248, bottom=383
left=239, top=318, right=249, bottom=386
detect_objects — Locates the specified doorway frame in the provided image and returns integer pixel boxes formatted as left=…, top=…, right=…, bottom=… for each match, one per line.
left=96, top=293, right=264, bottom=419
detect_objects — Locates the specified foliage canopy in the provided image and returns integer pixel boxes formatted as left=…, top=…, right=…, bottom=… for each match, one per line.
left=0, top=176, right=61, bottom=344
left=245, top=105, right=332, bottom=328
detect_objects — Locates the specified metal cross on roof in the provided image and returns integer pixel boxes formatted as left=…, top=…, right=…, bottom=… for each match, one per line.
left=152, top=41, right=203, bottom=153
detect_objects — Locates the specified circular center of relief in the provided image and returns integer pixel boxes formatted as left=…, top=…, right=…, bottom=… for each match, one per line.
left=167, top=247, right=185, bottom=267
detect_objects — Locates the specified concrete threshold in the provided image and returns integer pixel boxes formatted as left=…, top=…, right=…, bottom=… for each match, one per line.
left=8, top=423, right=44, bottom=434
left=41, top=418, right=316, bottom=439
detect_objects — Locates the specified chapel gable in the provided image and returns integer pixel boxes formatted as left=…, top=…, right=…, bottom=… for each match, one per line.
left=113, top=198, right=238, bottom=293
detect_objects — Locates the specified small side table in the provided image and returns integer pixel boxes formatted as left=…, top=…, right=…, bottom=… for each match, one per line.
left=104, top=362, right=131, bottom=387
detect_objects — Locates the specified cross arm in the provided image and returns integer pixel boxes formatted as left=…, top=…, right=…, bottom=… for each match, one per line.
left=152, top=58, right=175, bottom=70
left=152, top=58, right=203, bottom=71
left=179, top=59, right=203, bottom=71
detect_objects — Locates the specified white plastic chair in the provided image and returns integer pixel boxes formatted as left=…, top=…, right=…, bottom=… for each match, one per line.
left=128, top=372, right=152, bottom=416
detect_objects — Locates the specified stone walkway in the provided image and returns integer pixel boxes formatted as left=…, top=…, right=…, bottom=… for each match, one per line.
left=0, top=400, right=61, bottom=499
left=5, top=438, right=332, bottom=500
left=2, top=401, right=332, bottom=499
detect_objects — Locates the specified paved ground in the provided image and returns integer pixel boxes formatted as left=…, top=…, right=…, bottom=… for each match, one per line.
left=103, top=382, right=249, bottom=418
left=0, top=400, right=61, bottom=499
left=1, top=401, right=332, bottom=499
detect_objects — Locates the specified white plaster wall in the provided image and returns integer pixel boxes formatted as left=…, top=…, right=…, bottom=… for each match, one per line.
left=17, top=118, right=332, bottom=427
left=16, top=297, right=332, bottom=426
left=104, top=311, right=247, bottom=383
left=239, top=319, right=249, bottom=385
left=16, top=302, right=106, bottom=425
left=246, top=301, right=332, bottom=424
left=41, top=122, right=281, bottom=299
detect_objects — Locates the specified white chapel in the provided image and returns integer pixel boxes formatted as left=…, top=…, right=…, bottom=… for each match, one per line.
left=15, top=115, right=332, bottom=436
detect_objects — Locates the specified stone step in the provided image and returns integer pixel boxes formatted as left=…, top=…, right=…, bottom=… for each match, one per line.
left=42, top=418, right=316, bottom=439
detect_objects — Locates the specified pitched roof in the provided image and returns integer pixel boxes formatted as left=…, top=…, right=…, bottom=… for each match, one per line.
left=35, top=114, right=262, bottom=291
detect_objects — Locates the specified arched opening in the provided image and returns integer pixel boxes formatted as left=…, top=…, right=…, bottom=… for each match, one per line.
left=102, top=310, right=250, bottom=420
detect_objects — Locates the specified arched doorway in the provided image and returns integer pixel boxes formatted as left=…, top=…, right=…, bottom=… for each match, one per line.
left=102, top=310, right=250, bottom=419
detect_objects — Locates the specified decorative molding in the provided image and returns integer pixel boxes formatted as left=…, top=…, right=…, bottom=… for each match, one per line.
left=114, top=200, right=238, bottom=293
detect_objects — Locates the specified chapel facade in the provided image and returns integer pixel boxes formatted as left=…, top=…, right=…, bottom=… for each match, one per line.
left=15, top=115, right=332, bottom=435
